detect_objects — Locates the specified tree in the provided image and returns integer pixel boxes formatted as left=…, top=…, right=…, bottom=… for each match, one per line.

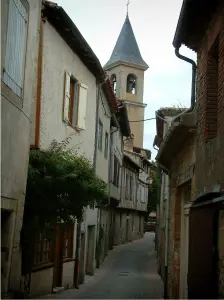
left=21, top=140, right=108, bottom=278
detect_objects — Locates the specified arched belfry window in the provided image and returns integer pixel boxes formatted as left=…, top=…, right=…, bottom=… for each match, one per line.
left=127, top=74, right=137, bottom=94
left=111, top=74, right=116, bottom=94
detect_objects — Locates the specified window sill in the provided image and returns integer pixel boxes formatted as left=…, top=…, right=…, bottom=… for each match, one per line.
left=63, top=258, right=75, bottom=263
left=32, top=262, right=54, bottom=272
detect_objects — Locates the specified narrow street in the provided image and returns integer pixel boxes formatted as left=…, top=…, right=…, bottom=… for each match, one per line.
left=44, top=233, right=163, bottom=299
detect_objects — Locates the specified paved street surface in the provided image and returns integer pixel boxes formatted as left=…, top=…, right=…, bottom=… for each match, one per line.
left=43, top=232, right=163, bottom=299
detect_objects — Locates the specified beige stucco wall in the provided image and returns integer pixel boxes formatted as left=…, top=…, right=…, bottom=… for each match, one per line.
left=106, top=64, right=146, bottom=148
left=1, top=0, right=41, bottom=294
left=38, top=21, right=97, bottom=162
left=30, top=268, right=53, bottom=297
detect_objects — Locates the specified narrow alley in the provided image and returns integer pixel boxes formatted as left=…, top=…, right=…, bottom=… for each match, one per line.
left=43, top=233, right=163, bottom=299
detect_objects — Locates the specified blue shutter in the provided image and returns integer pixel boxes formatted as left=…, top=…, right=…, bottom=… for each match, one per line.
left=3, top=0, right=28, bottom=97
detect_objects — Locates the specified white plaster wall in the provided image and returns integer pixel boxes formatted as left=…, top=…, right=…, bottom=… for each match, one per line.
left=95, top=87, right=111, bottom=182
left=62, top=261, right=75, bottom=288
left=39, top=21, right=97, bottom=163
left=29, top=268, right=53, bottom=297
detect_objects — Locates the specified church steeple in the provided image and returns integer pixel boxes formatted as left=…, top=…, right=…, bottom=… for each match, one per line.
left=104, top=15, right=148, bottom=70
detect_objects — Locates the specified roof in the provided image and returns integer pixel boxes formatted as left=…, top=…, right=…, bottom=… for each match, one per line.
left=154, top=107, right=186, bottom=147
left=102, top=78, right=119, bottom=113
left=43, top=1, right=105, bottom=81
left=156, top=111, right=196, bottom=169
left=123, top=153, right=140, bottom=171
left=104, top=15, right=148, bottom=70
left=133, top=146, right=151, bottom=160
left=173, top=0, right=221, bottom=51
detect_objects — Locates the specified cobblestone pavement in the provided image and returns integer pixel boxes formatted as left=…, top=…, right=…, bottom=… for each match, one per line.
left=42, top=232, right=163, bottom=299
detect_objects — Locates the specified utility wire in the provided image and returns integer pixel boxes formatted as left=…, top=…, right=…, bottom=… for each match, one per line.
left=129, top=117, right=156, bottom=122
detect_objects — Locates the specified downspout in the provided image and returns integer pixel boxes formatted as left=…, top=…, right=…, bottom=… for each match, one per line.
left=164, top=170, right=171, bottom=299
left=172, top=47, right=197, bottom=123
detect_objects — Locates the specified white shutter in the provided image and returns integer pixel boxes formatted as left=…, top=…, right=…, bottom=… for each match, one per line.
left=77, top=83, right=88, bottom=130
left=3, top=0, right=28, bottom=97
left=63, top=72, right=71, bottom=122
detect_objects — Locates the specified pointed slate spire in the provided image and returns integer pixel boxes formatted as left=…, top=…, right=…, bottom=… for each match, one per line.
left=104, top=15, right=148, bottom=70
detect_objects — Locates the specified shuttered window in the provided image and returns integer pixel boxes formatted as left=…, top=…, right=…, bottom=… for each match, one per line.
left=63, top=72, right=88, bottom=130
left=3, top=0, right=28, bottom=97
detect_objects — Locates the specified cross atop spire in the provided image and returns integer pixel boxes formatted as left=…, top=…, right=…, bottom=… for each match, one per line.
left=126, top=0, right=130, bottom=16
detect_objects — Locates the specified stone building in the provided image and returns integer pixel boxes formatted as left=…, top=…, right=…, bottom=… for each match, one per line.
left=104, top=12, right=151, bottom=245
left=153, top=107, right=187, bottom=286
left=28, top=2, right=106, bottom=296
left=155, top=0, right=224, bottom=298
left=1, top=0, right=41, bottom=297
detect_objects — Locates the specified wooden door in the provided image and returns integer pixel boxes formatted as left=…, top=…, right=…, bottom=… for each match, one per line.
left=53, top=229, right=63, bottom=287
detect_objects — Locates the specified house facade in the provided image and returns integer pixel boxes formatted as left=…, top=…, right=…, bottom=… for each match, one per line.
left=156, top=0, right=224, bottom=298
left=104, top=13, right=151, bottom=244
left=1, top=0, right=41, bottom=296
left=28, top=2, right=105, bottom=296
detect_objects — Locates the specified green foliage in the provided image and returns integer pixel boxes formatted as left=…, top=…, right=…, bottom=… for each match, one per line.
left=22, top=141, right=108, bottom=245
left=146, top=161, right=159, bottom=218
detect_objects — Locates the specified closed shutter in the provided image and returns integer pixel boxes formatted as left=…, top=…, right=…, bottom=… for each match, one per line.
left=3, top=0, right=28, bottom=97
left=63, top=72, right=71, bottom=122
left=77, top=83, right=88, bottom=129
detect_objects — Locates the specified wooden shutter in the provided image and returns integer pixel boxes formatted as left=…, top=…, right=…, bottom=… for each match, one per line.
left=77, top=83, right=88, bottom=129
left=63, top=72, right=71, bottom=122
left=3, top=0, right=28, bottom=97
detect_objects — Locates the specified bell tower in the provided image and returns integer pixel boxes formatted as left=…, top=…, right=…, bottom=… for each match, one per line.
left=104, top=14, right=148, bottom=148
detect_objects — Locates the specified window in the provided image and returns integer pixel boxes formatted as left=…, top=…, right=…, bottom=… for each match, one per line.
left=204, top=37, right=219, bottom=143
left=63, top=226, right=74, bottom=259
left=127, top=74, right=137, bottom=94
left=69, top=78, right=79, bottom=127
left=113, top=156, right=120, bottom=187
left=129, top=175, right=133, bottom=200
left=111, top=74, right=117, bottom=93
left=33, top=234, right=53, bottom=266
left=63, top=72, right=88, bottom=130
left=3, top=0, right=28, bottom=97
left=104, top=132, right=109, bottom=158
left=125, top=173, right=129, bottom=199
left=98, top=120, right=103, bottom=151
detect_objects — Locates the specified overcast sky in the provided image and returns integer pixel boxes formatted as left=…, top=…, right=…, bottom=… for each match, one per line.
left=57, top=0, right=196, bottom=160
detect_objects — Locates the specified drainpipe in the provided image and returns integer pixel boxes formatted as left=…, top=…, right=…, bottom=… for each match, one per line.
left=164, top=170, right=171, bottom=299
left=172, top=47, right=197, bottom=123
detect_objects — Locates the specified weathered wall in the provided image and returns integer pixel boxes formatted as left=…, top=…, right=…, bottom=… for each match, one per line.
left=1, top=0, right=41, bottom=294
left=167, top=135, right=196, bottom=299
left=218, top=209, right=224, bottom=298
left=195, top=3, right=224, bottom=196
left=39, top=21, right=97, bottom=162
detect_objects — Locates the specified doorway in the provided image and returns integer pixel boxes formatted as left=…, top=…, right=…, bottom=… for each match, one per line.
left=79, top=232, right=85, bottom=284
left=53, top=229, right=63, bottom=288
left=86, top=225, right=95, bottom=275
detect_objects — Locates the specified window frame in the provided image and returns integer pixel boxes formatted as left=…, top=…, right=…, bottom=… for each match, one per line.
left=62, top=225, right=74, bottom=260
left=69, top=77, right=80, bottom=128
left=113, top=155, right=120, bottom=187
left=33, top=233, right=53, bottom=268
left=98, top=119, right=103, bottom=151
left=2, top=0, right=29, bottom=104
left=125, top=171, right=129, bottom=199
left=126, top=74, right=137, bottom=95
left=104, top=132, right=109, bottom=159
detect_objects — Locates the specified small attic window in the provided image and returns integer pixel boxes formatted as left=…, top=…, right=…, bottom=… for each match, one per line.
left=127, top=74, right=136, bottom=94
left=111, top=74, right=117, bottom=93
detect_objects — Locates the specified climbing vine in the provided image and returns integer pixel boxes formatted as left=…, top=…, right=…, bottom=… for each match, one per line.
left=21, top=140, right=108, bottom=279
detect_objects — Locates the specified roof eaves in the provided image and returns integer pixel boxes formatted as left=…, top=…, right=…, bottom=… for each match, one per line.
left=43, top=2, right=105, bottom=81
